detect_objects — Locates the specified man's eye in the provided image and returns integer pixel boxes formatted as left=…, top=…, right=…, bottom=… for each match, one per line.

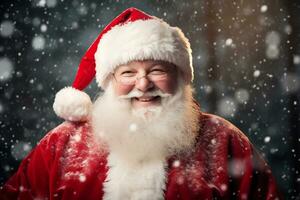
left=150, top=68, right=166, bottom=74
left=121, top=71, right=135, bottom=77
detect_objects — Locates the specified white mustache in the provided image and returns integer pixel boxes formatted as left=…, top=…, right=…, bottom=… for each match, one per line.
left=118, top=89, right=171, bottom=99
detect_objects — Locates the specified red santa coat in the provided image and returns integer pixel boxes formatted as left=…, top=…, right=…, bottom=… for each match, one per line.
left=0, top=112, right=282, bottom=200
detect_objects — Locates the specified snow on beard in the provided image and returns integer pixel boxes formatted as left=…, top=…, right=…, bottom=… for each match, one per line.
left=91, top=79, right=200, bottom=163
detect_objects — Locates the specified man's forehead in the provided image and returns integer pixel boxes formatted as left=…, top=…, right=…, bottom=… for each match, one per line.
left=116, top=60, right=176, bottom=69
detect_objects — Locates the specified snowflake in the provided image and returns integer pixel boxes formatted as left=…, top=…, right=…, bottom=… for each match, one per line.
left=172, top=160, right=180, bottom=168
left=0, top=57, right=14, bottom=82
left=0, top=20, right=15, bottom=37
left=260, top=5, right=268, bottom=13
left=220, top=184, right=227, bottom=191
left=32, top=35, right=46, bottom=50
left=253, top=70, right=261, bottom=78
left=264, top=136, right=271, bottom=143
left=225, top=38, right=233, bottom=46
left=129, top=123, right=138, bottom=132
left=79, top=174, right=86, bottom=182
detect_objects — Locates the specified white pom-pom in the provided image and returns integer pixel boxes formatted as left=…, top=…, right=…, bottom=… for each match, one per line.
left=53, top=87, right=92, bottom=122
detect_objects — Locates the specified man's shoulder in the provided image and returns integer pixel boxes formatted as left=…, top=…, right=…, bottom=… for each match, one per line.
left=36, top=120, right=108, bottom=161
left=189, top=112, right=254, bottom=175
left=198, top=112, right=251, bottom=145
left=200, top=112, right=237, bottom=130
left=38, top=121, right=94, bottom=149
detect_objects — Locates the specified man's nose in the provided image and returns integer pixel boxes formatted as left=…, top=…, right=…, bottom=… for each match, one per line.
left=135, top=76, right=154, bottom=92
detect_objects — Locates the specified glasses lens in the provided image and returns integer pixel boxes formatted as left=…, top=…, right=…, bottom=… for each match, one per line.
left=119, top=76, right=136, bottom=85
left=148, top=73, right=168, bottom=82
left=114, top=71, right=171, bottom=85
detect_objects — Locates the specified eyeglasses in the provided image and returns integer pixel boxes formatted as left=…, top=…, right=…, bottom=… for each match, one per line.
left=113, top=67, right=175, bottom=86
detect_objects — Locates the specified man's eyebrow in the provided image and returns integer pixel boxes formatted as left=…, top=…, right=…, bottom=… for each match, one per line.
left=151, top=61, right=170, bottom=67
left=116, top=65, right=131, bottom=70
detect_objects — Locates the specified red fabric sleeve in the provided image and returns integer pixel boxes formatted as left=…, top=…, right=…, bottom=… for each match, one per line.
left=228, top=128, right=284, bottom=200
left=194, top=113, right=284, bottom=200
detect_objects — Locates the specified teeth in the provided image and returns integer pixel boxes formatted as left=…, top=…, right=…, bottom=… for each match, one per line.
left=137, top=97, right=156, bottom=101
left=139, top=98, right=152, bottom=101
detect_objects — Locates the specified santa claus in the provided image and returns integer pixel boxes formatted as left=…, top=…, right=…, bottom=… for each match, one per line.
left=0, top=7, right=282, bottom=200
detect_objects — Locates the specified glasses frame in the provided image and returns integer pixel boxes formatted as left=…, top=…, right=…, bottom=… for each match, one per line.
left=112, top=62, right=178, bottom=86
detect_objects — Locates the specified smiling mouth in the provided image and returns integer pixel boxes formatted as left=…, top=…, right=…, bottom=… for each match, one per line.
left=134, top=96, right=160, bottom=102
left=132, top=96, right=161, bottom=107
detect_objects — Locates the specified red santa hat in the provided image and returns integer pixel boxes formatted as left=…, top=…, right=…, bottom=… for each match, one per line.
left=53, top=7, right=193, bottom=122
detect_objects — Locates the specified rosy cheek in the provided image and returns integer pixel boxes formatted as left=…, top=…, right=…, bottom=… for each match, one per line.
left=166, top=84, right=177, bottom=94
left=155, top=81, right=176, bottom=94
left=115, top=84, right=133, bottom=96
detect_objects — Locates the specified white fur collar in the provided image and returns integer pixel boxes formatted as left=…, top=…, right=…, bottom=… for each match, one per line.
left=103, top=152, right=166, bottom=200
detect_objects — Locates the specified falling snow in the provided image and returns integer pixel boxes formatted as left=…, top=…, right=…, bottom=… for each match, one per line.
left=129, top=123, right=138, bottom=132
left=11, top=142, right=32, bottom=161
left=211, top=138, right=217, bottom=145
left=79, top=174, right=86, bottom=182
left=265, top=31, right=281, bottom=59
left=0, top=1, right=299, bottom=198
left=46, top=0, right=58, bottom=7
left=293, top=55, right=300, bottom=64
left=32, top=35, right=46, bottom=50
left=72, top=134, right=81, bottom=142
left=40, top=24, right=47, bottom=32
left=217, top=97, right=237, bottom=117
left=266, top=31, right=281, bottom=46
left=280, top=73, right=300, bottom=93
left=0, top=101, right=4, bottom=113
left=220, top=184, right=228, bottom=192
left=0, top=57, right=14, bottom=82
left=266, top=45, right=280, bottom=59
left=234, top=89, right=250, bottom=104
left=172, top=160, right=181, bottom=168
left=0, top=21, right=14, bottom=37
left=225, top=38, right=233, bottom=46
left=32, top=17, right=41, bottom=26
left=253, top=70, right=261, bottom=78
left=264, top=136, right=271, bottom=143
left=260, top=5, right=268, bottom=13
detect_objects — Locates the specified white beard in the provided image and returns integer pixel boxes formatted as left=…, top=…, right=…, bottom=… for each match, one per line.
left=92, top=82, right=200, bottom=163
left=91, top=81, right=200, bottom=200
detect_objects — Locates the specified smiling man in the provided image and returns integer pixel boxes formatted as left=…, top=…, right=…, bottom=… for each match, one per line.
left=0, top=7, right=282, bottom=200
left=113, top=60, right=178, bottom=108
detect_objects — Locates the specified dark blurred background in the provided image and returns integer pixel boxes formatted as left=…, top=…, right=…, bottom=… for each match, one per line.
left=0, top=0, right=299, bottom=198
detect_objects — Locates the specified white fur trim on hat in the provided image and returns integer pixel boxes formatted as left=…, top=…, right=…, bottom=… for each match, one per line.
left=94, top=19, right=193, bottom=88
left=53, top=87, right=92, bottom=122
